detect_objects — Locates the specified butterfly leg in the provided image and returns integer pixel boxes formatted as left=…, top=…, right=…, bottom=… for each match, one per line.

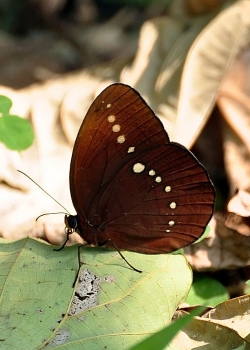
left=71, top=245, right=85, bottom=288
left=100, top=239, right=142, bottom=273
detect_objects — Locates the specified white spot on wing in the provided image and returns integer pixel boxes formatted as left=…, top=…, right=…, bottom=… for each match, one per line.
left=155, top=176, right=162, bottom=183
left=112, top=124, right=120, bottom=132
left=107, top=103, right=112, bottom=108
left=170, top=202, right=176, bottom=209
left=117, top=135, right=125, bottom=143
left=168, top=220, right=175, bottom=226
left=108, top=115, right=116, bottom=123
left=165, top=186, right=171, bottom=192
left=149, top=170, right=155, bottom=176
left=128, top=147, right=135, bottom=153
left=133, top=163, right=145, bottom=173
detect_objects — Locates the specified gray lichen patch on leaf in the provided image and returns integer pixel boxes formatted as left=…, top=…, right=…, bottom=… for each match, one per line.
left=46, top=329, right=71, bottom=347
left=68, top=269, right=101, bottom=315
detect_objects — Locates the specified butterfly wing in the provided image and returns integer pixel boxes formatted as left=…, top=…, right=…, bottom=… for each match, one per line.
left=70, top=83, right=215, bottom=253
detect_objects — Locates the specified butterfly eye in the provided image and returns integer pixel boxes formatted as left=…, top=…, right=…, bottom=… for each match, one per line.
left=65, top=215, right=77, bottom=231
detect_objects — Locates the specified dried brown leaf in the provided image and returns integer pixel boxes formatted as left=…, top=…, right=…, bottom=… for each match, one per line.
left=175, top=0, right=250, bottom=148
left=185, top=216, right=250, bottom=270
left=172, top=296, right=250, bottom=348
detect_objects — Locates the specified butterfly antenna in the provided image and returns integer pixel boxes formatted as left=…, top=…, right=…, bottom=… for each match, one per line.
left=17, top=170, right=70, bottom=214
left=36, top=212, right=69, bottom=221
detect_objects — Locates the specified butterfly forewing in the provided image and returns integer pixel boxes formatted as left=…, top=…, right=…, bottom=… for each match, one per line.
left=70, top=84, right=168, bottom=217
left=70, top=83, right=215, bottom=253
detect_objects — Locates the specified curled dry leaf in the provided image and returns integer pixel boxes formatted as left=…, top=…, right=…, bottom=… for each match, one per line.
left=225, top=213, right=250, bottom=237
left=171, top=295, right=250, bottom=348
left=204, top=295, right=250, bottom=340
left=185, top=216, right=250, bottom=270
left=225, top=189, right=250, bottom=236
left=175, top=0, right=250, bottom=148
left=122, top=15, right=213, bottom=140
left=218, top=50, right=250, bottom=191
left=228, top=189, right=250, bottom=217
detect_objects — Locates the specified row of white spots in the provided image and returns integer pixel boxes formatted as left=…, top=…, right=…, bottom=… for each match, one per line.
left=107, top=106, right=137, bottom=150
left=105, top=102, right=176, bottom=233
left=107, top=110, right=127, bottom=145
left=132, top=162, right=177, bottom=231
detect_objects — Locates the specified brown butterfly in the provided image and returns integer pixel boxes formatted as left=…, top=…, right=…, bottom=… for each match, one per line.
left=64, top=83, right=215, bottom=256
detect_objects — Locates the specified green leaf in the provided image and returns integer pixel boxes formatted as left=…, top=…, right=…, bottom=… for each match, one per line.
left=129, top=306, right=205, bottom=350
left=0, top=238, right=192, bottom=349
left=186, top=274, right=229, bottom=307
left=0, top=115, right=34, bottom=150
left=0, top=95, right=12, bottom=115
